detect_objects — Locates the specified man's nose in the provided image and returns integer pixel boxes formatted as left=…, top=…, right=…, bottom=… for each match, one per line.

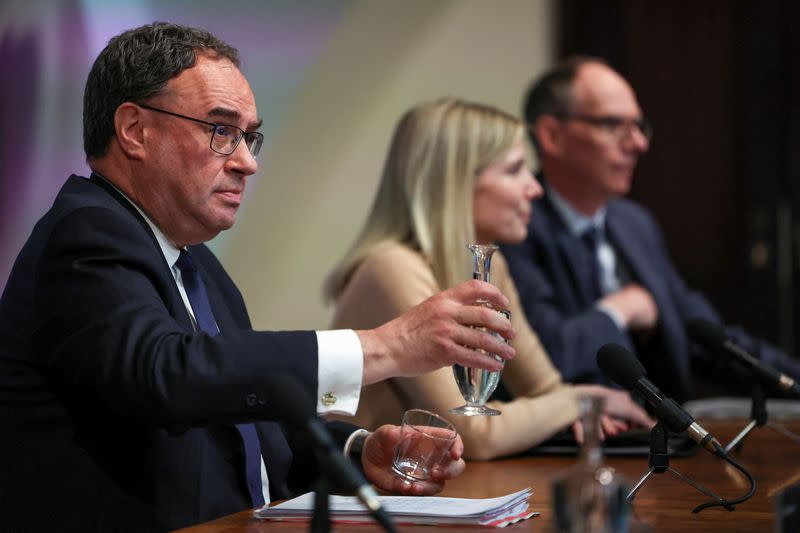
left=227, top=138, right=259, bottom=176
left=624, top=125, right=650, bottom=153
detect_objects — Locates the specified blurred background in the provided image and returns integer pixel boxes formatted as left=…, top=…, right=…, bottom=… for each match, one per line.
left=1, top=0, right=798, bottom=356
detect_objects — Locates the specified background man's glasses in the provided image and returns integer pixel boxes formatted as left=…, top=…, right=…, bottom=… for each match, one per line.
left=138, top=104, right=264, bottom=157
left=553, top=113, right=654, bottom=142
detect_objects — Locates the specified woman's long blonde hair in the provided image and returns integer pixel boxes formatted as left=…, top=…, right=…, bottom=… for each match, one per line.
left=324, top=97, right=526, bottom=302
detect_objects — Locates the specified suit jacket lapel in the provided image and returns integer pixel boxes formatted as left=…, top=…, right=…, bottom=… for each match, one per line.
left=541, top=195, right=597, bottom=309
left=605, top=203, right=668, bottom=302
left=88, top=173, right=195, bottom=332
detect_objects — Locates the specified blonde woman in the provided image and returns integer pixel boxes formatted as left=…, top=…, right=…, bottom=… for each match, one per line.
left=325, top=98, right=652, bottom=460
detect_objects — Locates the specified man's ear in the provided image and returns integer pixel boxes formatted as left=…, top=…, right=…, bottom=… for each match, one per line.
left=534, top=115, right=566, bottom=158
left=114, top=102, right=146, bottom=160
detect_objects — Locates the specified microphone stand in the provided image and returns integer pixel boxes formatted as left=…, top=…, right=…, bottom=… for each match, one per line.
left=724, top=382, right=800, bottom=454
left=627, top=421, right=733, bottom=511
left=310, top=474, right=333, bottom=533
left=308, top=438, right=397, bottom=533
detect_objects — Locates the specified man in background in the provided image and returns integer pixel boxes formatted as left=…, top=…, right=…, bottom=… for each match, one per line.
left=0, top=22, right=516, bottom=532
left=501, top=56, right=800, bottom=402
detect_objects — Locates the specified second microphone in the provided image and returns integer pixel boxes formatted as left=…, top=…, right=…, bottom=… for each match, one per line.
left=596, top=343, right=725, bottom=457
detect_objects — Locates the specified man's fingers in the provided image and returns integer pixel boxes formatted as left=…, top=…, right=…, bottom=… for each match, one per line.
left=450, top=280, right=510, bottom=310
left=429, top=458, right=466, bottom=481
left=446, top=344, right=506, bottom=371
left=449, top=308, right=515, bottom=358
left=361, top=279, right=516, bottom=382
left=454, top=324, right=515, bottom=360
left=455, top=302, right=516, bottom=342
left=450, top=437, right=465, bottom=459
left=391, top=477, right=444, bottom=496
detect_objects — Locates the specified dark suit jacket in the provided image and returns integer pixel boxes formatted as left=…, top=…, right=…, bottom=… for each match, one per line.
left=501, top=191, right=800, bottom=402
left=0, top=174, right=355, bottom=531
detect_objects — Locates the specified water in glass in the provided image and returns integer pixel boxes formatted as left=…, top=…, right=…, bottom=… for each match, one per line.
left=450, top=244, right=508, bottom=417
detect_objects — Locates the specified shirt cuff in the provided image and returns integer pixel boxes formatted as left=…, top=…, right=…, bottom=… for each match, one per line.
left=315, top=329, right=363, bottom=415
left=595, top=302, right=627, bottom=331
left=343, top=428, right=370, bottom=457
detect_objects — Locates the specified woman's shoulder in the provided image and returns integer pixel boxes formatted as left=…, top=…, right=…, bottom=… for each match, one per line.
left=492, top=248, right=511, bottom=273
left=358, top=241, right=431, bottom=276
left=490, top=249, right=515, bottom=290
left=341, top=241, right=437, bottom=297
left=332, top=241, right=436, bottom=328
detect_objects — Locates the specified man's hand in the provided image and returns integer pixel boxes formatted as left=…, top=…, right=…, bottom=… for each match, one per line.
left=360, top=425, right=465, bottom=496
left=601, top=284, right=659, bottom=331
left=356, top=280, right=516, bottom=385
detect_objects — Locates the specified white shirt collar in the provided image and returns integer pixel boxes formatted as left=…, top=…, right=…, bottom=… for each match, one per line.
left=546, top=183, right=607, bottom=237
left=92, top=173, right=182, bottom=268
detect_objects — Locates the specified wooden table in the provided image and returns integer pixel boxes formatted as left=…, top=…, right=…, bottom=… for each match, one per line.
left=177, top=421, right=800, bottom=532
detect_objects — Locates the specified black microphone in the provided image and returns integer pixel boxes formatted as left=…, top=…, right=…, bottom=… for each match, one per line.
left=596, top=343, right=725, bottom=457
left=266, top=373, right=396, bottom=533
left=687, top=318, right=800, bottom=397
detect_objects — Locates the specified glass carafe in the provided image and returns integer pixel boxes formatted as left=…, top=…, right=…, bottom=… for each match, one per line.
left=552, top=396, right=631, bottom=532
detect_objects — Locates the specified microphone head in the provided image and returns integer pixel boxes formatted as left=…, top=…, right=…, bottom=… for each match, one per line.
left=596, top=343, right=646, bottom=389
left=686, top=318, right=728, bottom=349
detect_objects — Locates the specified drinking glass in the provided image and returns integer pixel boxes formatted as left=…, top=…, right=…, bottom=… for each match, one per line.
left=450, top=244, right=510, bottom=417
left=392, top=409, right=457, bottom=482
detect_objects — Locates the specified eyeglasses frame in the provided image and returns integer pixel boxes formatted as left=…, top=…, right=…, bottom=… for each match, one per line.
left=137, top=103, right=264, bottom=157
left=543, top=113, right=654, bottom=142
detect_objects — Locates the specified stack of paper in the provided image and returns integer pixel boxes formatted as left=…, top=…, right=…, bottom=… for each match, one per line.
left=254, top=487, right=537, bottom=527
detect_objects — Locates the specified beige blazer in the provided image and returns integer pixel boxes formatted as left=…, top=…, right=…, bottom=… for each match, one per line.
left=330, top=242, right=581, bottom=459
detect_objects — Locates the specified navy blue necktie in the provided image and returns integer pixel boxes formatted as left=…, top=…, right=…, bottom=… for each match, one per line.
left=581, top=227, right=604, bottom=301
left=176, top=249, right=266, bottom=507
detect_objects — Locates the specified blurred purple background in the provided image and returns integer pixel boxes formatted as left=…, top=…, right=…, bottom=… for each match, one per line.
left=0, top=0, right=346, bottom=288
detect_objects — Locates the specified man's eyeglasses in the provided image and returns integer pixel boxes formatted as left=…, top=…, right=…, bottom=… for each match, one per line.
left=138, top=104, right=264, bottom=157
left=554, top=113, right=653, bottom=142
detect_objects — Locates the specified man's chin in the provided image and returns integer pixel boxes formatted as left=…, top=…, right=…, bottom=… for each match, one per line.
left=609, top=174, right=633, bottom=196
left=219, top=218, right=236, bottom=232
left=201, top=216, right=236, bottom=241
left=214, top=209, right=238, bottom=230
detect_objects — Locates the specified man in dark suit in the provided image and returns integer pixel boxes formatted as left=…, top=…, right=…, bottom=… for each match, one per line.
left=0, top=23, right=517, bottom=532
left=501, top=56, right=800, bottom=402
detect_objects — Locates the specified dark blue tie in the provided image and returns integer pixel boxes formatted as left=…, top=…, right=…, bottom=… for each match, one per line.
left=175, top=249, right=266, bottom=507
left=581, top=227, right=604, bottom=301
